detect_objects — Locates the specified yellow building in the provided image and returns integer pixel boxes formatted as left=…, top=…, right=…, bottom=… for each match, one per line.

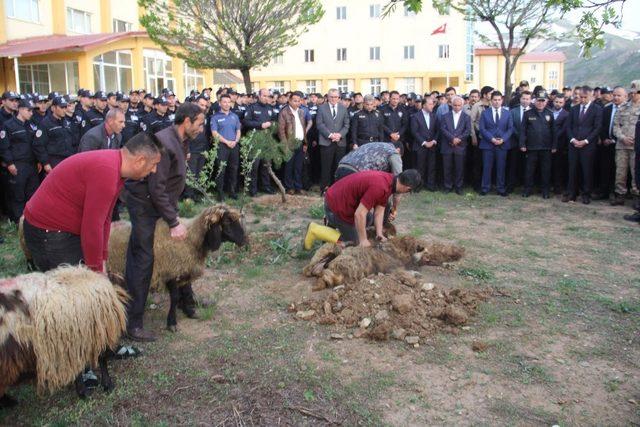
left=244, top=0, right=474, bottom=95
left=474, top=48, right=566, bottom=92
left=0, top=0, right=214, bottom=98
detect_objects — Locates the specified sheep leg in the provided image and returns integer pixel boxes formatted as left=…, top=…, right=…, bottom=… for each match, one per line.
left=74, top=373, right=89, bottom=399
left=166, top=281, right=179, bottom=332
left=0, top=386, right=18, bottom=408
left=99, top=352, right=114, bottom=393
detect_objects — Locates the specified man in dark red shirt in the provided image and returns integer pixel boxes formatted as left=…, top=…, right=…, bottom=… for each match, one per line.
left=324, top=169, right=421, bottom=246
left=23, top=132, right=162, bottom=272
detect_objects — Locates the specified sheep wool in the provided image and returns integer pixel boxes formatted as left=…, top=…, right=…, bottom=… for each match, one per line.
left=0, top=266, right=128, bottom=395
left=107, top=205, right=243, bottom=291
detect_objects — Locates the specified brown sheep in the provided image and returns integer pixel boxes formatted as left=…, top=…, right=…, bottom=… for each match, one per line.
left=303, top=236, right=464, bottom=290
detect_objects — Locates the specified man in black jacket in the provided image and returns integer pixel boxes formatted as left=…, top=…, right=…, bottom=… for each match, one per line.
left=563, top=86, right=603, bottom=204
left=410, top=97, right=439, bottom=191
left=243, top=88, right=277, bottom=195
left=124, top=103, right=204, bottom=342
left=519, top=91, right=556, bottom=198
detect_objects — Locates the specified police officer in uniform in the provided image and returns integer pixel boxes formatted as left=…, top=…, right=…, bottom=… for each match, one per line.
left=0, top=99, right=46, bottom=222
left=122, top=95, right=142, bottom=144
left=350, top=94, right=384, bottom=149
left=243, top=88, right=276, bottom=195
left=82, top=91, right=109, bottom=136
left=229, top=89, right=246, bottom=120
left=184, top=95, right=212, bottom=201
left=32, top=94, right=49, bottom=125
left=380, top=91, right=408, bottom=146
left=33, top=96, right=76, bottom=169
left=0, top=91, right=19, bottom=127
left=63, top=95, right=81, bottom=152
left=140, top=93, right=154, bottom=118
left=520, top=91, right=556, bottom=198
left=141, top=96, right=173, bottom=135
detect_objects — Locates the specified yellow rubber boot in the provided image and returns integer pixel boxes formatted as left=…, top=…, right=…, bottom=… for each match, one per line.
left=304, top=222, right=341, bottom=250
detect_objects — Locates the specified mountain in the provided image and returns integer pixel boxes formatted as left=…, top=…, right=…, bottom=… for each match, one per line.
left=531, top=24, right=640, bottom=87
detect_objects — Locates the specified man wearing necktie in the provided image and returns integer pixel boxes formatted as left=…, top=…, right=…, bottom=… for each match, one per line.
left=596, top=86, right=625, bottom=202
left=316, top=88, right=350, bottom=194
left=508, top=91, right=532, bottom=193
left=612, top=82, right=640, bottom=205
left=564, top=85, right=603, bottom=204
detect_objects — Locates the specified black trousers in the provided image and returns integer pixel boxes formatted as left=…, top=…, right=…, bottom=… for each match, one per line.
left=524, top=150, right=552, bottom=193
left=184, top=151, right=206, bottom=200
left=319, top=144, right=346, bottom=191
left=216, top=144, right=240, bottom=195
left=442, top=153, right=465, bottom=191
left=506, top=148, right=525, bottom=192
left=415, top=147, right=437, bottom=191
left=595, top=143, right=616, bottom=196
left=567, top=146, right=595, bottom=198
left=23, top=218, right=83, bottom=272
left=466, top=143, right=483, bottom=190
left=4, top=162, right=39, bottom=223
left=552, top=149, right=569, bottom=193
left=250, top=158, right=273, bottom=194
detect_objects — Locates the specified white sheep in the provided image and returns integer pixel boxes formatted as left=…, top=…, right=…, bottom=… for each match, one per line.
left=0, top=266, right=128, bottom=407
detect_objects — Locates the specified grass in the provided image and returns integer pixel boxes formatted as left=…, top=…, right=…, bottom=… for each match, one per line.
left=0, top=220, right=29, bottom=278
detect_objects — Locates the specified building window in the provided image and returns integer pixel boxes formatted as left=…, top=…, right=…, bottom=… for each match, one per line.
left=402, top=78, right=416, bottom=93
left=465, top=18, right=475, bottom=81
left=403, top=45, right=415, bottom=60
left=18, top=62, right=79, bottom=94
left=370, top=78, right=381, bottom=95
left=369, top=4, right=381, bottom=18
left=143, top=49, right=175, bottom=95
left=272, top=54, right=284, bottom=65
left=184, top=64, right=204, bottom=93
left=336, top=48, right=347, bottom=61
left=438, top=44, right=450, bottom=59
left=549, top=70, right=558, bottom=80
left=337, top=79, right=349, bottom=93
left=336, top=6, right=346, bottom=20
left=113, top=19, right=133, bottom=33
left=67, top=8, right=92, bottom=33
left=530, top=77, right=537, bottom=84
left=531, top=64, right=537, bottom=71
left=272, top=81, right=285, bottom=93
left=304, top=49, right=315, bottom=63
left=403, top=5, right=416, bottom=16
left=305, top=80, right=317, bottom=94
left=6, top=0, right=39, bottom=22
left=93, top=50, right=133, bottom=93
left=370, top=46, right=381, bottom=60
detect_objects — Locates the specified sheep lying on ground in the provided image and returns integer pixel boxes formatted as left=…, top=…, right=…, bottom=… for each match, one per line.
left=107, top=204, right=247, bottom=331
left=303, top=236, right=464, bottom=290
left=0, top=266, right=128, bottom=407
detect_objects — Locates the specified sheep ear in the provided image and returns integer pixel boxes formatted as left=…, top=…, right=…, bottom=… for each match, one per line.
left=205, top=208, right=223, bottom=225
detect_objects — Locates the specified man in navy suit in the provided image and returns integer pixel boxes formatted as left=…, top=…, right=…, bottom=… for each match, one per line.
left=507, top=91, right=532, bottom=193
left=410, top=97, right=439, bottom=191
left=439, top=96, right=471, bottom=194
left=563, top=85, right=603, bottom=204
left=551, top=95, right=570, bottom=194
left=479, top=91, right=514, bottom=196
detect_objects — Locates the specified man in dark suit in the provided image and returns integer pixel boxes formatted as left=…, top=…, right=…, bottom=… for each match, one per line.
left=551, top=96, right=570, bottom=194
left=563, top=85, right=603, bottom=204
left=410, top=97, right=439, bottom=191
left=316, top=88, right=350, bottom=193
left=439, top=96, right=471, bottom=194
left=595, top=86, right=625, bottom=201
left=507, top=91, right=532, bottom=193
left=479, top=91, right=514, bottom=196
left=78, top=108, right=125, bottom=152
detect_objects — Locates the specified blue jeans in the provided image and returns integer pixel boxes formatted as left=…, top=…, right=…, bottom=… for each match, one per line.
left=481, top=148, right=508, bottom=193
left=284, top=147, right=304, bottom=190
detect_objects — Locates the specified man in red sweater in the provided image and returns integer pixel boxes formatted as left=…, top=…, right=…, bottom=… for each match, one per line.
left=23, top=132, right=162, bottom=272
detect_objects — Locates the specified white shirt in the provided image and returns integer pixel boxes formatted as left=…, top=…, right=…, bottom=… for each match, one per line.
left=452, top=110, right=462, bottom=129
left=422, top=110, right=431, bottom=129
left=329, top=103, right=338, bottom=118
left=520, top=105, right=529, bottom=122
left=290, top=106, right=304, bottom=140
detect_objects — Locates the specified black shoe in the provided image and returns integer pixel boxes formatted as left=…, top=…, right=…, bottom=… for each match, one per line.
left=479, top=191, right=487, bottom=196
left=610, top=196, right=625, bottom=206
left=444, top=189, right=452, bottom=194
left=582, top=195, right=591, bottom=205
left=522, top=192, right=530, bottom=198
left=623, top=212, right=640, bottom=222
left=498, top=192, right=508, bottom=197
left=562, top=194, right=575, bottom=203
left=592, top=193, right=609, bottom=201
left=455, top=188, right=463, bottom=195
left=126, top=327, right=157, bottom=342
left=263, top=188, right=276, bottom=195
left=249, top=190, right=258, bottom=197
left=542, top=192, right=550, bottom=199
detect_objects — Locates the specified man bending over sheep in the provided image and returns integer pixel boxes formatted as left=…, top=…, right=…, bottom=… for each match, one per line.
left=306, top=169, right=421, bottom=248
left=124, top=103, right=205, bottom=342
left=22, top=133, right=162, bottom=272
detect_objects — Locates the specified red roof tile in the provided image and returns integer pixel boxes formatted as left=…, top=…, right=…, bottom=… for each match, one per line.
left=520, top=51, right=566, bottom=62
left=0, top=31, right=148, bottom=58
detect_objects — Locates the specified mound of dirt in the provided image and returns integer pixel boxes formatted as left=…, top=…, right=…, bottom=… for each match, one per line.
left=253, top=194, right=320, bottom=209
left=290, top=271, right=488, bottom=343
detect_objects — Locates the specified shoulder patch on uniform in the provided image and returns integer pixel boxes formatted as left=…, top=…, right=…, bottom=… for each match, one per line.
left=0, top=130, right=5, bottom=139
left=35, top=129, right=43, bottom=138
left=141, top=123, right=147, bottom=131
left=81, top=120, right=86, bottom=127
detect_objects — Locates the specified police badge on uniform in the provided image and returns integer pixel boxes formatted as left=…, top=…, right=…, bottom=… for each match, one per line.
left=141, top=123, right=147, bottom=131
left=0, top=131, right=5, bottom=139
left=545, top=114, right=551, bottom=122
left=398, top=112, right=403, bottom=117
left=35, top=130, right=42, bottom=138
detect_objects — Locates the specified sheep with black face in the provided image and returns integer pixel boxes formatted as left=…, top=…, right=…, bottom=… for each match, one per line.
left=107, top=204, right=247, bottom=330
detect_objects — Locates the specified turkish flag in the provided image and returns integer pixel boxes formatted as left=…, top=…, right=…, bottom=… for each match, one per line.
left=431, top=23, right=447, bottom=35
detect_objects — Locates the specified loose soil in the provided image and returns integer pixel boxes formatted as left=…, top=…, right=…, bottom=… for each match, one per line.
left=291, top=271, right=489, bottom=343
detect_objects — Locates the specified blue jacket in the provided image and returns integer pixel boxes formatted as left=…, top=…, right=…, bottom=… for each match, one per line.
left=439, top=110, right=471, bottom=155
left=479, top=106, right=514, bottom=150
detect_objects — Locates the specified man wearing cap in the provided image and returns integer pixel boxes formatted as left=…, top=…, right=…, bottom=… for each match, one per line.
left=141, top=93, right=154, bottom=118
left=380, top=91, right=408, bottom=151
left=33, top=97, right=76, bottom=169
left=32, top=95, right=49, bottom=125
left=519, top=91, right=556, bottom=198
left=106, top=92, right=118, bottom=111
left=0, top=99, right=46, bottom=222
left=129, top=90, right=143, bottom=113
left=62, top=95, right=82, bottom=152
left=184, top=95, right=212, bottom=201
left=0, top=92, right=20, bottom=128
left=119, top=94, right=140, bottom=144
left=82, top=91, right=109, bottom=136
left=243, top=88, right=277, bottom=195
left=350, top=95, right=384, bottom=149
left=141, top=97, right=173, bottom=135
left=611, top=82, right=640, bottom=205
left=507, top=90, right=532, bottom=193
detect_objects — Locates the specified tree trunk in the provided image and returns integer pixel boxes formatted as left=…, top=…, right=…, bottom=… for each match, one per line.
left=240, top=67, right=252, bottom=94
left=267, top=166, right=287, bottom=203
left=503, top=57, right=514, bottom=100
